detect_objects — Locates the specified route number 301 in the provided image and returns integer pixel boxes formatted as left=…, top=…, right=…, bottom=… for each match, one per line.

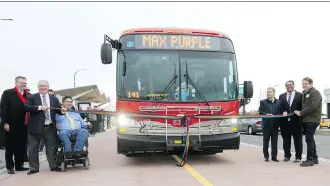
left=127, top=91, right=140, bottom=98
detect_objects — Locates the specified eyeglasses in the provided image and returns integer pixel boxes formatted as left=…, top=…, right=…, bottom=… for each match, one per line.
left=18, top=82, right=27, bottom=85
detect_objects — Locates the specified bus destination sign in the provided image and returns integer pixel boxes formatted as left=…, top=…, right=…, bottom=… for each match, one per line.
left=121, top=34, right=225, bottom=51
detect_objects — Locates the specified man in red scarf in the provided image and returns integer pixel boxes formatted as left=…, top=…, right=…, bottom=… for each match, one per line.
left=0, top=76, right=30, bottom=174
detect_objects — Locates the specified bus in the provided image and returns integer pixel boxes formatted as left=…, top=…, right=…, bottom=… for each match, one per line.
left=100, top=28, right=253, bottom=156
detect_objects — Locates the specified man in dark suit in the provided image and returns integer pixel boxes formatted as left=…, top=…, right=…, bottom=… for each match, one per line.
left=0, top=76, right=30, bottom=174
left=259, top=87, right=282, bottom=162
left=24, top=80, right=66, bottom=175
left=294, top=77, right=322, bottom=167
left=279, top=80, right=303, bottom=162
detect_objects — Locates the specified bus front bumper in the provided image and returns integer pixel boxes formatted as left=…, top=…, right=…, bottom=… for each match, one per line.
left=117, top=132, right=240, bottom=154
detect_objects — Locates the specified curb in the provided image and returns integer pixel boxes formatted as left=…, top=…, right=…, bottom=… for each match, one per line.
left=316, top=129, right=330, bottom=135
left=241, top=142, right=330, bottom=163
left=0, top=153, right=47, bottom=175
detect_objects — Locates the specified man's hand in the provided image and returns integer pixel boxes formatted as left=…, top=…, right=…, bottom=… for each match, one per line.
left=40, top=106, right=49, bottom=111
left=60, top=106, right=67, bottom=112
left=283, top=111, right=288, bottom=116
left=56, top=123, right=59, bottom=129
left=3, top=123, right=10, bottom=132
left=294, top=110, right=301, bottom=116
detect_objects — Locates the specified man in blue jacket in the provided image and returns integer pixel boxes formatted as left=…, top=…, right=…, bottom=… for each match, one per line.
left=259, top=87, right=282, bottom=162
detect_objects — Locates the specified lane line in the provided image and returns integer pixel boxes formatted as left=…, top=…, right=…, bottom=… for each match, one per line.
left=241, top=142, right=330, bottom=163
left=172, top=155, right=213, bottom=186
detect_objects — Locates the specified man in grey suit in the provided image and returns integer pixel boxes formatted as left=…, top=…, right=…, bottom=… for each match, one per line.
left=24, top=80, right=66, bottom=175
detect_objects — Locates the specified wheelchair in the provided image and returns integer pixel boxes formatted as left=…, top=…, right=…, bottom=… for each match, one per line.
left=56, top=130, right=91, bottom=172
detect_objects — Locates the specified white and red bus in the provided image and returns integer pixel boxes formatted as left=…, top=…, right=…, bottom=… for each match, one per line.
left=100, top=28, right=253, bottom=156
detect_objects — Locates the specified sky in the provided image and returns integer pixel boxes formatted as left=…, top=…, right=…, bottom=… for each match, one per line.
left=0, top=2, right=330, bottom=112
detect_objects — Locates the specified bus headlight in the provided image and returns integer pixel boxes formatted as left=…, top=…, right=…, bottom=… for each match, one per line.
left=218, top=118, right=238, bottom=127
left=117, top=114, right=136, bottom=127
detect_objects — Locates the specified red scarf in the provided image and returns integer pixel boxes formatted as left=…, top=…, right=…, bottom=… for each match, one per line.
left=14, top=86, right=30, bottom=125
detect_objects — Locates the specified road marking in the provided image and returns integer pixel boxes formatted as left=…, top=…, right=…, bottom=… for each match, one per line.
left=241, top=142, right=330, bottom=163
left=172, top=155, right=213, bottom=186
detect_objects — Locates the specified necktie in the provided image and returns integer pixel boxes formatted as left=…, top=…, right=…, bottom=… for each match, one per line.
left=65, top=112, right=75, bottom=130
left=287, top=93, right=292, bottom=106
left=42, top=95, right=50, bottom=121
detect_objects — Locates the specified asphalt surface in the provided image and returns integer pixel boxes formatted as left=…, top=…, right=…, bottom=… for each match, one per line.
left=241, top=132, right=330, bottom=159
left=1, top=130, right=330, bottom=186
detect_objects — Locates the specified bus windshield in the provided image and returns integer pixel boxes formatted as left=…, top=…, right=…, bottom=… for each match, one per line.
left=117, top=50, right=238, bottom=102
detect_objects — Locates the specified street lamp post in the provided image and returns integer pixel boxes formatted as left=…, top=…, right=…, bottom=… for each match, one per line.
left=0, top=19, right=14, bottom=21
left=74, top=69, right=87, bottom=87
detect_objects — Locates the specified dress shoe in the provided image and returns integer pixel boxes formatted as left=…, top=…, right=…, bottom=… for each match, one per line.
left=27, top=170, right=39, bottom=175
left=314, top=158, right=319, bottom=164
left=283, top=157, right=290, bottom=162
left=271, top=158, right=279, bottom=162
left=265, top=158, right=269, bottom=162
left=300, top=160, right=314, bottom=167
left=15, top=167, right=29, bottom=171
left=51, top=167, right=61, bottom=172
left=7, top=169, right=15, bottom=174
left=293, top=158, right=301, bottom=163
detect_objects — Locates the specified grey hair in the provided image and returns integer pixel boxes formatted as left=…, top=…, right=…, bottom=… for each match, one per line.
left=38, top=80, right=49, bottom=87
left=15, top=76, right=26, bottom=83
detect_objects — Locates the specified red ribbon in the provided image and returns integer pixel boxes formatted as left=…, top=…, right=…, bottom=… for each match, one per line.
left=14, top=86, right=30, bottom=125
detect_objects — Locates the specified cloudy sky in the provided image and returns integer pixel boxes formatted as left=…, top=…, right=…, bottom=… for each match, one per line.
left=0, top=2, right=329, bottom=111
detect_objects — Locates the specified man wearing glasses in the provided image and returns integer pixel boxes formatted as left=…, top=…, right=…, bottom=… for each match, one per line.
left=280, top=80, right=303, bottom=163
left=0, top=76, right=30, bottom=174
left=294, top=77, right=322, bottom=167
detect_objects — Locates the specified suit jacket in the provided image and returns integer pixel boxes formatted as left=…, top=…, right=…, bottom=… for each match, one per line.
left=301, top=87, right=322, bottom=123
left=0, top=88, right=27, bottom=133
left=279, top=91, right=303, bottom=129
left=24, top=93, right=63, bottom=134
left=259, top=98, right=282, bottom=130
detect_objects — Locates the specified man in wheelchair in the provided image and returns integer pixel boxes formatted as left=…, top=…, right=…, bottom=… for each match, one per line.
left=56, top=96, right=91, bottom=157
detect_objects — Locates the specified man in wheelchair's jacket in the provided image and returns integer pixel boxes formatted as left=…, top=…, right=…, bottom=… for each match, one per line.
left=56, top=96, right=89, bottom=152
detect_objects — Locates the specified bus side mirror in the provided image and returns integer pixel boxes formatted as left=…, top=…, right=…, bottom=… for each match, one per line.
left=101, top=43, right=112, bottom=64
left=243, top=81, right=253, bottom=98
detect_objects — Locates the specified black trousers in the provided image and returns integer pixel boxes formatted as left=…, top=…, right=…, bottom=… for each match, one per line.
left=303, top=122, right=319, bottom=160
left=4, top=127, right=27, bottom=170
left=280, top=121, right=303, bottom=159
left=263, top=125, right=278, bottom=159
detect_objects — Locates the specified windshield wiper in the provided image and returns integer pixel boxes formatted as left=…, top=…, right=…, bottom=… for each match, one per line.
left=152, top=62, right=178, bottom=107
left=184, top=60, right=211, bottom=108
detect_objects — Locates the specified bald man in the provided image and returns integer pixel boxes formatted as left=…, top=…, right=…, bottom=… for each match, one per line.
left=24, top=80, right=66, bottom=175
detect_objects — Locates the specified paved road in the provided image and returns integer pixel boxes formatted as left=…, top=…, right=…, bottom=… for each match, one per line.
left=1, top=130, right=330, bottom=186
left=241, top=132, right=330, bottom=159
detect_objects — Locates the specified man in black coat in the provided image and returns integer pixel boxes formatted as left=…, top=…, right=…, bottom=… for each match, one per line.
left=259, top=87, right=282, bottom=162
left=0, top=76, right=30, bottom=174
left=24, top=80, right=66, bottom=175
left=279, top=80, right=303, bottom=162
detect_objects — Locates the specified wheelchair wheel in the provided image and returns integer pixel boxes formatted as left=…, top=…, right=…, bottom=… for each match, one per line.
left=60, top=161, right=67, bottom=172
left=83, top=157, right=90, bottom=170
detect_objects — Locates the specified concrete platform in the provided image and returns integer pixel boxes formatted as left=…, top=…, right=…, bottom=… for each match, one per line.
left=1, top=130, right=330, bottom=186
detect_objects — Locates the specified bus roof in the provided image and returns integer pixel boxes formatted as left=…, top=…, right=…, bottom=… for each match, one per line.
left=120, top=27, right=230, bottom=39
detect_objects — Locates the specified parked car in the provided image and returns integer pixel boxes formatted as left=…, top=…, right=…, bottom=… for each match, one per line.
left=238, top=118, right=263, bottom=135
left=320, top=115, right=330, bottom=129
